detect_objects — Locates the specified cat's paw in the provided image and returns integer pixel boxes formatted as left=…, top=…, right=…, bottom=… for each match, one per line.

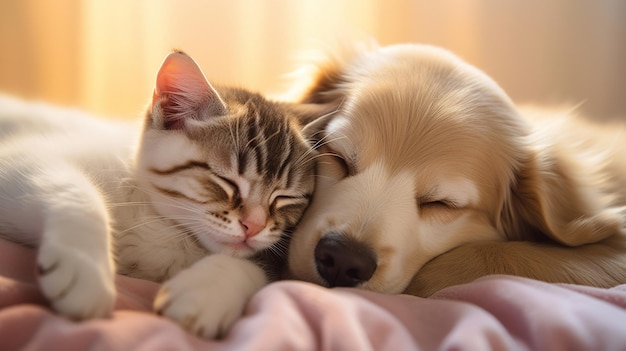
left=154, top=254, right=267, bottom=339
left=37, top=241, right=116, bottom=320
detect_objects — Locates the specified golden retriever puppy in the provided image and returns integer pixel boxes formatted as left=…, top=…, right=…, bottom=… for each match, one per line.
left=286, top=43, right=626, bottom=297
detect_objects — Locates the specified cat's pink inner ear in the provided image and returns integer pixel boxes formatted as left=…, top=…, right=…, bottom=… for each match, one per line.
left=153, top=52, right=227, bottom=126
left=155, top=53, right=207, bottom=101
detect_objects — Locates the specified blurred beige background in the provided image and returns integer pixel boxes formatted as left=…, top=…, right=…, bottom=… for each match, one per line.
left=0, top=0, right=624, bottom=120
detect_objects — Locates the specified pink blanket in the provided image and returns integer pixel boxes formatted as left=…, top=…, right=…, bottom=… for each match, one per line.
left=2, top=237, right=626, bottom=350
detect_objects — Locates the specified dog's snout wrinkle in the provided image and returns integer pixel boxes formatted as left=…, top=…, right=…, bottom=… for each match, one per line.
left=314, top=233, right=377, bottom=287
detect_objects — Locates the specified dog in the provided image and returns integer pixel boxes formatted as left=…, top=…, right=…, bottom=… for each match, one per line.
left=286, top=42, right=626, bottom=297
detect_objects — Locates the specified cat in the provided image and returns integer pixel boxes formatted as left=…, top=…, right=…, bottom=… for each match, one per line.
left=0, top=51, right=328, bottom=338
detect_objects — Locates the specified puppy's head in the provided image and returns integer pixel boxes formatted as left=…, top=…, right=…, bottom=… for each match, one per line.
left=288, top=43, right=624, bottom=294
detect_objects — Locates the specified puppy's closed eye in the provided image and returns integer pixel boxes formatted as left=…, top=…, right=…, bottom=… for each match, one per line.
left=418, top=198, right=462, bottom=223
left=420, top=199, right=458, bottom=209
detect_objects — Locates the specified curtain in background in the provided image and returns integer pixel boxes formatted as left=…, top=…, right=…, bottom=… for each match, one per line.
left=0, top=0, right=624, bottom=120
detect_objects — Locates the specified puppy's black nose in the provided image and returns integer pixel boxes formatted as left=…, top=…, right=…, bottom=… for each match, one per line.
left=314, top=233, right=377, bottom=287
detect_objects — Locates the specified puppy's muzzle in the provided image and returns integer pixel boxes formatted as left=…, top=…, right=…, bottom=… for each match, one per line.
left=314, top=232, right=377, bottom=287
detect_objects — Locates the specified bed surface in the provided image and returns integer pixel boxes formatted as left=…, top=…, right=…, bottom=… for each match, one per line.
left=2, top=238, right=626, bottom=351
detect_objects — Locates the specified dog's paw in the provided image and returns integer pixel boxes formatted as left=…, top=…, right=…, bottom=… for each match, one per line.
left=37, top=241, right=116, bottom=320
left=154, top=254, right=267, bottom=339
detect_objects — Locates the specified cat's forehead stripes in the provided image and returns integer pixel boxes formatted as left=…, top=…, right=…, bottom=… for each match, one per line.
left=244, top=107, right=266, bottom=175
left=235, top=107, right=298, bottom=183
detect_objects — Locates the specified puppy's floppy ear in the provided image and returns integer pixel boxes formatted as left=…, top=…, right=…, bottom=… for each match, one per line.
left=500, top=146, right=623, bottom=246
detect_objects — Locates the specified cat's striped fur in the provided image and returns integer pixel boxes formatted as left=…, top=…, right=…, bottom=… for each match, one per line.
left=118, top=85, right=318, bottom=282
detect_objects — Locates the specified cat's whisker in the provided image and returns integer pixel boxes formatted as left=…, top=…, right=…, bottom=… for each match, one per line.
left=153, top=222, right=201, bottom=239
left=115, top=211, right=210, bottom=236
left=318, top=131, right=351, bottom=149
left=122, top=218, right=204, bottom=244
left=116, top=216, right=177, bottom=236
left=111, top=200, right=207, bottom=217
left=293, top=133, right=350, bottom=169
left=302, top=100, right=344, bottom=148
left=110, top=185, right=212, bottom=216
left=294, top=152, right=341, bottom=170
left=266, top=239, right=289, bottom=258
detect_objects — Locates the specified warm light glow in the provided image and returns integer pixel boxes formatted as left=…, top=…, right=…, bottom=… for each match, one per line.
left=0, top=1, right=624, bottom=120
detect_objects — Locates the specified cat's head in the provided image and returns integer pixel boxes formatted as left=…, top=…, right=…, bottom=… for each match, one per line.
left=135, top=51, right=329, bottom=258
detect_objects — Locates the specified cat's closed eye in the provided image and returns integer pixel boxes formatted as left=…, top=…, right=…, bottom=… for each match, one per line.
left=271, top=195, right=310, bottom=224
left=210, top=174, right=241, bottom=204
left=271, top=195, right=305, bottom=210
left=218, top=176, right=239, bottom=197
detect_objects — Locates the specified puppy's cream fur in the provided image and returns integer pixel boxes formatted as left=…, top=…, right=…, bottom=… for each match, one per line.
left=287, top=43, right=626, bottom=296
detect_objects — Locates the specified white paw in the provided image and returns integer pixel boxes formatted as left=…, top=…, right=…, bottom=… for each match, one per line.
left=37, top=241, right=116, bottom=320
left=154, top=254, right=267, bottom=339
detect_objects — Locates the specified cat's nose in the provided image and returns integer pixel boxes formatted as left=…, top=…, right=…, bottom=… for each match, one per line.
left=314, top=232, right=377, bottom=287
left=240, top=220, right=264, bottom=237
left=240, top=205, right=266, bottom=237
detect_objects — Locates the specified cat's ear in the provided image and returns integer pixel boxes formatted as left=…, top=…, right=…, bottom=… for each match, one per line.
left=151, top=51, right=227, bottom=129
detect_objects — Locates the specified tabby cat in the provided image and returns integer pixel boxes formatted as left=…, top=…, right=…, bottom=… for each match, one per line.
left=0, top=51, right=325, bottom=338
